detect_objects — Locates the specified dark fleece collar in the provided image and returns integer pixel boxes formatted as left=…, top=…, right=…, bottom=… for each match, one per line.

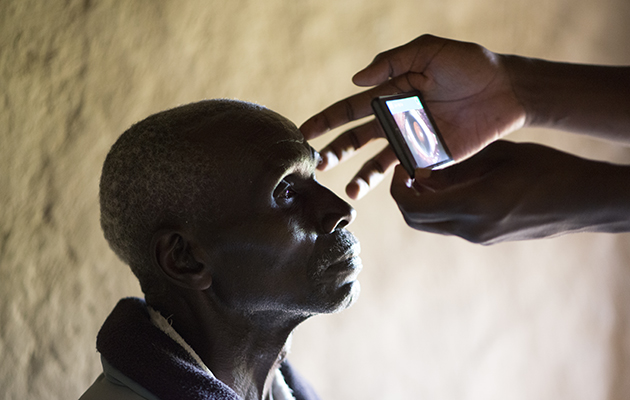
left=96, top=297, right=320, bottom=400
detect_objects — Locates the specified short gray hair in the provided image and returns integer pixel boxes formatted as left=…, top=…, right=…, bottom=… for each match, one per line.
left=100, top=99, right=264, bottom=294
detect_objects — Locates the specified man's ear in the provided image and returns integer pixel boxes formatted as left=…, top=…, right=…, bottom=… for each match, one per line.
left=152, top=230, right=213, bottom=290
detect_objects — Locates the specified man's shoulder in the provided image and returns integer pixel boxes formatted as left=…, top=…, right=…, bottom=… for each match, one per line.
left=79, top=360, right=322, bottom=400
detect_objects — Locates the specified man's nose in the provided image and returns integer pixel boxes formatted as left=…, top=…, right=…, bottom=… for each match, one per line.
left=316, top=185, right=356, bottom=234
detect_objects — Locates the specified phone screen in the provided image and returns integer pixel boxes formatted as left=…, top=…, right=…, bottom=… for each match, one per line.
left=384, top=95, right=451, bottom=169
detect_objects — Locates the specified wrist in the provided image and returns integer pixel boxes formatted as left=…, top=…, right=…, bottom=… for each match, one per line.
left=501, top=54, right=554, bottom=129
left=501, top=55, right=630, bottom=139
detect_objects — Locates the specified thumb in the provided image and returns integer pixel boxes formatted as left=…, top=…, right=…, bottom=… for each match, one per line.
left=390, top=164, right=420, bottom=198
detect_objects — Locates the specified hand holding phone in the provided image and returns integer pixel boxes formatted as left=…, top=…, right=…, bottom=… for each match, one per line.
left=371, top=92, right=453, bottom=178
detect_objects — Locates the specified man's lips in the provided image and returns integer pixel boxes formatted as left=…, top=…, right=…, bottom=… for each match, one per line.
left=321, top=252, right=363, bottom=283
left=310, top=231, right=362, bottom=279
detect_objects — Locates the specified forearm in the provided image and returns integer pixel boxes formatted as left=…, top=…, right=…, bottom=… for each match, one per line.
left=502, top=55, right=630, bottom=143
left=575, top=161, right=630, bottom=234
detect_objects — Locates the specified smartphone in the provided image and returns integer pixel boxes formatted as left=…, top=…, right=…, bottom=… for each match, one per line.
left=371, top=92, right=453, bottom=177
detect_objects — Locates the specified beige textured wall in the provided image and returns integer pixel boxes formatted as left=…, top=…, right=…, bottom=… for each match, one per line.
left=2, top=1, right=629, bottom=399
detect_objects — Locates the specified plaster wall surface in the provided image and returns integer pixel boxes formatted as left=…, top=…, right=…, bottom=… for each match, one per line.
left=1, top=1, right=630, bottom=399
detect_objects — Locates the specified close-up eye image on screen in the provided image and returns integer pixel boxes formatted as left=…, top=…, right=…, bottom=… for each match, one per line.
left=386, top=96, right=451, bottom=168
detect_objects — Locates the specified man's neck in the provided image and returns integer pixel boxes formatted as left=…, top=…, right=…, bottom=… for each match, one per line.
left=147, top=293, right=307, bottom=400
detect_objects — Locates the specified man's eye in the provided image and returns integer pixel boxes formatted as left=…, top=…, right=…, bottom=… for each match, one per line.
left=274, top=180, right=296, bottom=202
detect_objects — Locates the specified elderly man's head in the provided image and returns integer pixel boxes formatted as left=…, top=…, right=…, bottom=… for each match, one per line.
left=100, top=99, right=361, bottom=317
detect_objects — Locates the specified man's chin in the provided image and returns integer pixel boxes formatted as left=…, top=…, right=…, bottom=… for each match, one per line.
left=318, top=280, right=361, bottom=314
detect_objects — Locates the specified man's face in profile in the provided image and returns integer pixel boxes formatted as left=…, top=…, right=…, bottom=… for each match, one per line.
left=187, top=108, right=362, bottom=317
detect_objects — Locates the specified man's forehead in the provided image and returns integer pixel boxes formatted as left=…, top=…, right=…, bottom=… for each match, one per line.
left=260, top=138, right=319, bottom=173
